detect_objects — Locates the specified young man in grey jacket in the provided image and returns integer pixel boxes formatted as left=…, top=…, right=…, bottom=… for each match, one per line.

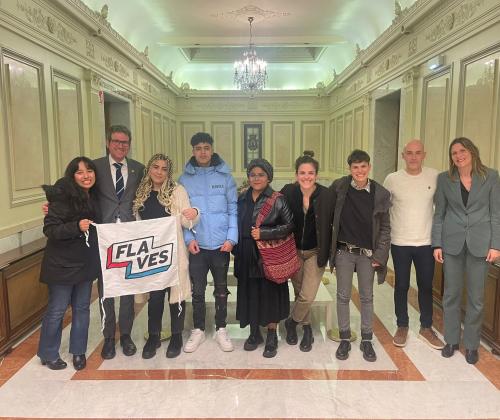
left=329, top=150, right=391, bottom=362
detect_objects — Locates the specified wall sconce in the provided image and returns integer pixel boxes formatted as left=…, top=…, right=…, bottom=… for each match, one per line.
left=427, top=55, right=444, bottom=71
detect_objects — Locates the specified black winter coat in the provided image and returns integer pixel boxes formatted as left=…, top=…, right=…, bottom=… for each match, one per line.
left=233, top=186, right=294, bottom=279
left=39, top=178, right=100, bottom=285
left=280, top=183, right=334, bottom=267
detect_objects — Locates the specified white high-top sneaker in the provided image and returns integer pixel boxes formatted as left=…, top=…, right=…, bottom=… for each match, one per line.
left=183, top=328, right=206, bottom=353
left=215, top=327, right=234, bottom=352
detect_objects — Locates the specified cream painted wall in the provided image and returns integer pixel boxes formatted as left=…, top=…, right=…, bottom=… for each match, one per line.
left=327, top=0, right=500, bottom=180
left=0, top=0, right=176, bottom=252
left=1, top=0, right=500, bottom=254
left=174, top=93, right=331, bottom=191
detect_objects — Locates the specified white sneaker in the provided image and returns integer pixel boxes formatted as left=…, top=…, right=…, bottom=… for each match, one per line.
left=183, top=328, right=205, bottom=353
left=215, top=327, right=234, bottom=352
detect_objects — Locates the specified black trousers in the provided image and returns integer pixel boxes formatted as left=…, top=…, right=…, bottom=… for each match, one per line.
left=189, top=249, right=230, bottom=330
left=391, top=244, right=435, bottom=328
left=97, top=274, right=134, bottom=339
left=148, top=287, right=185, bottom=335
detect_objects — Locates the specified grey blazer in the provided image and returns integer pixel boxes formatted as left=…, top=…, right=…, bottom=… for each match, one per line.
left=93, top=156, right=145, bottom=223
left=432, top=168, right=500, bottom=257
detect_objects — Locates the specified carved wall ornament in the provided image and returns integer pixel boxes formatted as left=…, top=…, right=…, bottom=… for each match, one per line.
left=133, top=72, right=138, bottom=85
left=395, top=1, right=402, bottom=17
left=89, top=71, right=102, bottom=89
left=425, top=0, right=484, bottom=43
left=402, top=68, right=419, bottom=87
left=366, top=68, right=372, bottom=84
left=17, top=0, right=77, bottom=46
left=408, top=37, right=417, bottom=56
left=86, top=39, right=95, bottom=58
left=211, top=5, right=290, bottom=23
left=100, top=54, right=129, bottom=78
left=454, top=0, right=485, bottom=25
left=347, top=78, right=364, bottom=94
left=100, top=4, right=108, bottom=20
left=375, top=53, right=401, bottom=77
left=355, top=43, right=362, bottom=58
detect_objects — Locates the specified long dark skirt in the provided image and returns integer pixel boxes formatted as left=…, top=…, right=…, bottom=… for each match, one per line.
left=236, top=269, right=289, bottom=328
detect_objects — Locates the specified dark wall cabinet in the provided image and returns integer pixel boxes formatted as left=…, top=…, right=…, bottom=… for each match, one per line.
left=433, top=262, right=500, bottom=355
left=0, top=239, right=47, bottom=356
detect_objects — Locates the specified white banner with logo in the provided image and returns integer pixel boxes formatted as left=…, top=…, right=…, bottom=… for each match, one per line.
left=96, top=217, right=179, bottom=298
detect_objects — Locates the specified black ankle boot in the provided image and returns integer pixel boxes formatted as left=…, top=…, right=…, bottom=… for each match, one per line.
left=166, top=333, right=183, bottom=358
left=263, top=329, right=278, bottom=358
left=142, top=334, right=161, bottom=359
left=335, top=340, right=351, bottom=360
left=284, top=318, right=298, bottom=345
left=300, top=325, right=314, bottom=352
left=244, top=327, right=264, bottom=351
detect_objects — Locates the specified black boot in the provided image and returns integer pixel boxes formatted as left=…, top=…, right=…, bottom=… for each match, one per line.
left=142, top=334, right=161, bottom=359
left=360, top=340, right=377, bottom=362
left=244, top=327, right=264, bottom=351
left=300, top=325, right=314, bottom=352
left=335, top=340, right=351, bottom=360
left=284, top=318, right=298, bottom=345
left=166, top=333, right=183, bottom=358
left=263, top=329, right=278, bottom=358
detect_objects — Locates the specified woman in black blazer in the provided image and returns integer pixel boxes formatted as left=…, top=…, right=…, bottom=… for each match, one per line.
left=37, top=157, right=100, bottom=371
left=432, top=137, right=500, bottom=364
left=280, top=152, right=333, bottom=352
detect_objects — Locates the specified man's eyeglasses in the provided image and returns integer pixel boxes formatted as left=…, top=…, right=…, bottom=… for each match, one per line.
left=110, top=139, right=130, bottom=147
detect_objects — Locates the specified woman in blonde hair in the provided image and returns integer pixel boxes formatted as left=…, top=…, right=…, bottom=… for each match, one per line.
left=133, top=153, right=199, bottom=359
left=432, top=137, right=500, bottom=364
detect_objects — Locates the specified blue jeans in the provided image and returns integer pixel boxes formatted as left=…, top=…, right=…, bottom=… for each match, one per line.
left=391, top=245, right=435, bottom=328
left=37, top=281, right=93, bottom=361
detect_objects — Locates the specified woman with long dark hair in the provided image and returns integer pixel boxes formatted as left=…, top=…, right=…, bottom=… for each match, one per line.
left=37, top=157, right=100, bottom=371
left=234, top=158, right=294, bottom=358
left=281, top=151, right=333, bottom=352
left=133, top=153, right=198, bottom=359
left=432, top=137, right=500, bottom=364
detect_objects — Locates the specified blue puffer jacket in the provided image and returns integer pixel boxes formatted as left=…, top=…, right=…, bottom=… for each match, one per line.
left=179, top=153, right=238, bottom=249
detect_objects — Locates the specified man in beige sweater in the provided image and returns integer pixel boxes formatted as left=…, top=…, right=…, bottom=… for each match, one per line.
left=383, top=139, right=444, bottom=350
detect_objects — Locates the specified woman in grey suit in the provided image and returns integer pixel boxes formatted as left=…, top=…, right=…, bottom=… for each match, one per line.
left=432, top=137, right=500, bottom=364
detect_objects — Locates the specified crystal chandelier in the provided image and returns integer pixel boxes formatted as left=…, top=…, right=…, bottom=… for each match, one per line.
left=234, top=17, right=267, bottom=92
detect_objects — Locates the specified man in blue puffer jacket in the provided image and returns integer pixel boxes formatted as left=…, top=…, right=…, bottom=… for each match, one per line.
left=179, top=132, right=238, bottom=353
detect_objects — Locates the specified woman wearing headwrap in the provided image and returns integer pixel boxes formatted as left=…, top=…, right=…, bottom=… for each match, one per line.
left=233, top=158, right=294, bottom=358
left=133, top=153, right=199, bottom=359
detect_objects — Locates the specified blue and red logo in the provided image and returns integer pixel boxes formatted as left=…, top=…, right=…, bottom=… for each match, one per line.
left=106, top=236, right=174, bottom=279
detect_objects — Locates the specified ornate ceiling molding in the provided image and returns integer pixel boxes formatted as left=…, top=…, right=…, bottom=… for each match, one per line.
left=211, top=5, right=290, bottom=23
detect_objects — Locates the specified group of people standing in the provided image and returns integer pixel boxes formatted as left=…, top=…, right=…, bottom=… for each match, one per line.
left=36, top=125, right=499, bottom=371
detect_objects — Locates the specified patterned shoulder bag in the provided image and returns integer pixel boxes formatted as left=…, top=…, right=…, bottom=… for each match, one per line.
left=255, top=192, right=301, bottom=284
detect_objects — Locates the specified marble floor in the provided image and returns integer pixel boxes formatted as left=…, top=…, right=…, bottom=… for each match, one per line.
left=0, top=269, right=499, bottom=420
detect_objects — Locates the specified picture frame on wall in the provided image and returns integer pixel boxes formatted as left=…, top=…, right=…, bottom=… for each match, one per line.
left=243, top=123, right=263, bottom=168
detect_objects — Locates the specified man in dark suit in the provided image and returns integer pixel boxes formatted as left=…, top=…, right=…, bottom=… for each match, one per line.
left=93, top=125, right=144, bottom=359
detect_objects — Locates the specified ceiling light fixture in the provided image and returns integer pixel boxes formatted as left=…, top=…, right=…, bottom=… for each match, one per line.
left=234, top=17, right=267, bottom=92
